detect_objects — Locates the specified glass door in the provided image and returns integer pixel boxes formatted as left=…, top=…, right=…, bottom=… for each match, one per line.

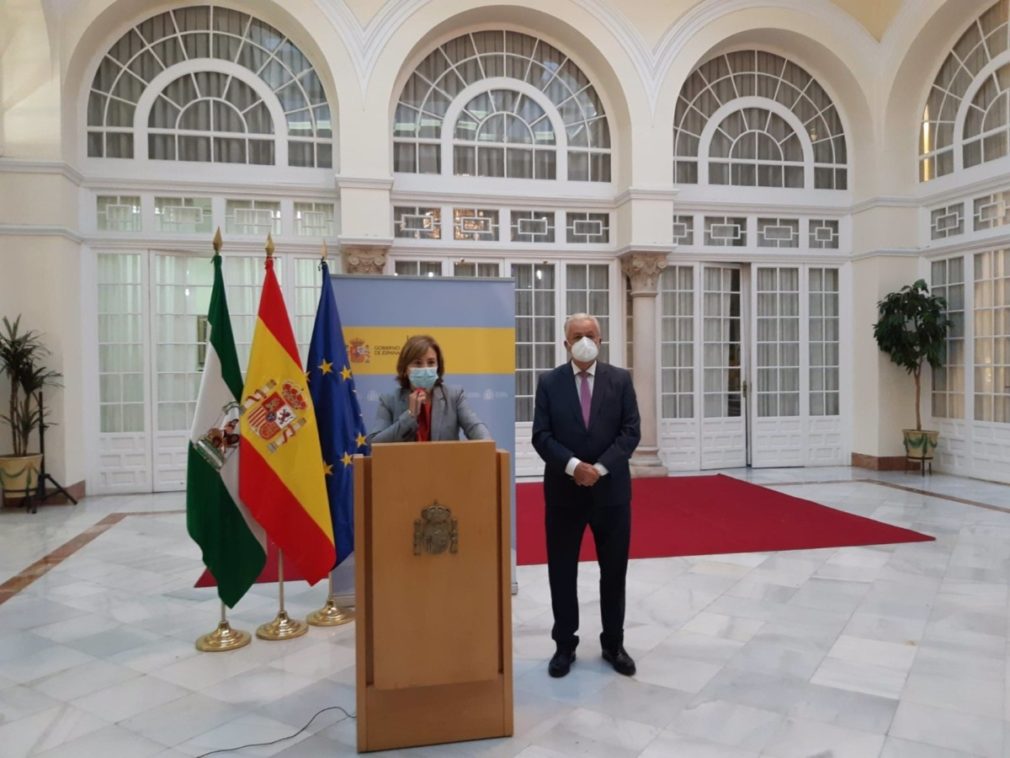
left=97, top=253, right=150, bottom=493
left=748, top=265, right=844, bottom=467
left=700, top=265, right=747, bottom=468
left=750, top=266, right=803, bottom=466
left=659, top=262, right=845, bottom=471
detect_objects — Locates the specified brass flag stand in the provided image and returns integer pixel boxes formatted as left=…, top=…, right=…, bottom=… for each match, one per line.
left=192, top=229, right=251, bottom=654
left=253, top=235, right=305, bottom=641
left=256, top=551, right=307, bottom=640
left=305, top=240, right=355, bottom=629
left=307, top=573, right=354, bottom=626
left=197, top=601, right=251, bottom=652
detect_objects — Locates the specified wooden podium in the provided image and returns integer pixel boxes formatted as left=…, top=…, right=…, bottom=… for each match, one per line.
left=354, top=440, right=513, bottom=752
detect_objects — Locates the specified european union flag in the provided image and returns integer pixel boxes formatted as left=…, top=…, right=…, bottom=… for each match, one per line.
left=307, top=260, right=369, bottom=566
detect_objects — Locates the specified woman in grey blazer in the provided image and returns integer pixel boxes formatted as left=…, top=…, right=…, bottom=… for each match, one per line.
left=367, top=334, right=490, bottom=444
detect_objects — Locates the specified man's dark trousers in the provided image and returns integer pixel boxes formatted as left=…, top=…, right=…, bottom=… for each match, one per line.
left=546, top=496, right=631, bottom=652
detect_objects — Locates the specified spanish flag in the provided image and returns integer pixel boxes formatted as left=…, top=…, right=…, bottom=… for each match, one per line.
left=239, top=250, right=334, bottom=584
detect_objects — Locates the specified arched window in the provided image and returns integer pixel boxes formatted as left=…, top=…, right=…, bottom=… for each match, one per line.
left=709, top=108, right=804, bottom=187
left=920, top=1, right=1010, bottom=181
left=148, top=72, right=275, bottom=164
left=674, top=51, right=847, bottom=190
left=87, top=5, right=332, bottom=167
left=453, top=89, right=556, bottom=178
left=393, top=31, right=611, bottom=182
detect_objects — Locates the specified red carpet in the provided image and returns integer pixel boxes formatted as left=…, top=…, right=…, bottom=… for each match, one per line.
left=516, top=474, right=933, bottom=565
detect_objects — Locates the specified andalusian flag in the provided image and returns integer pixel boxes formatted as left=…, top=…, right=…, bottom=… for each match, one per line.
left=186, top=250, right=266, bottom=608
left=239, top=249, right=334, bottom=584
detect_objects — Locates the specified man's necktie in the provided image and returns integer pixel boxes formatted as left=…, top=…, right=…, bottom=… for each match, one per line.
left=578, top=371, right=591, bottom=427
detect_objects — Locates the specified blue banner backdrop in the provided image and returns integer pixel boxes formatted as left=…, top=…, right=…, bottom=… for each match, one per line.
left=330, top=274, right=517, bottom=590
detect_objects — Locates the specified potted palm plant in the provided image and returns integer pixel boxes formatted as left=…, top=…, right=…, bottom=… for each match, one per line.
left=872, top=279, right=951, bottom=464
left=0, top=316, right=62, bottom=502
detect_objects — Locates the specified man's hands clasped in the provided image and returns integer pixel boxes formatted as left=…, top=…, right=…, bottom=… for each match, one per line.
left=573, top=461, right=600, bottom=487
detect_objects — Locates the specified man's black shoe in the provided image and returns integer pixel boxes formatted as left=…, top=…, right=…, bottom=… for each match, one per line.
left=548, top=648, right=576, bottom=677
left=602, top=646, right=636, bottom=676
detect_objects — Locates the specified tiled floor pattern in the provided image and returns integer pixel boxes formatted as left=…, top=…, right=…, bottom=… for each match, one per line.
left=0, top=468, right=1008, bottom=757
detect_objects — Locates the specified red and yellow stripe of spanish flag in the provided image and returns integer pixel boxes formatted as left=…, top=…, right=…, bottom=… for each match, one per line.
left=239, top=257, right=334, bottom=584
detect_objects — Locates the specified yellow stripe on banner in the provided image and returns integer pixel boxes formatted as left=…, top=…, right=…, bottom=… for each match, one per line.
left=241, top=319, right=333, bottom=542
left=342, top=327, right=515, bottom=375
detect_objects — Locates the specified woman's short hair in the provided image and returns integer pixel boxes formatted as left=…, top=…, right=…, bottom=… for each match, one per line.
left=395, top=334, right=445, bottom=390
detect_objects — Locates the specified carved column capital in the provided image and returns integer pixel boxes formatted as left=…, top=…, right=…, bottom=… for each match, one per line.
left=619, top=251, right=668, bottom=295
left=341, top=243, right=389, bottom=275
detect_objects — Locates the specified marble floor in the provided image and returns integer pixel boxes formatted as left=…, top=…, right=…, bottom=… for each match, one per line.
left=1, top=467, right=1009, bottom=757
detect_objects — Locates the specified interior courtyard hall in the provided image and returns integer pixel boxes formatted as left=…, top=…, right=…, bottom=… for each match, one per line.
left=2, top=0, right=1010, bottom=755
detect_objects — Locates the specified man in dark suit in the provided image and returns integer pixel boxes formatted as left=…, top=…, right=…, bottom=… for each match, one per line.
left=532, top=313, right=641, bottom=677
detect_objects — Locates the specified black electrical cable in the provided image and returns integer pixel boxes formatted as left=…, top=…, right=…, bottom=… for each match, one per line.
left=193, top=704, right=355, bottom=757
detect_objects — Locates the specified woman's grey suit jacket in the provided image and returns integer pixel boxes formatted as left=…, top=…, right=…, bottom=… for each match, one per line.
left=366, top=384, right=490, bottom=444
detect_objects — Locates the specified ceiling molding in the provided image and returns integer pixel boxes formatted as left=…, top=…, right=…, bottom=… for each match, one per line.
left=849, top=196, right=919, bottom=213
left=922, top=231, right=1010, bottom=258
left=317, top=0, right=878, bottom=115
left=313, top=0, right=428, bottom=93
left=85, top=236, right=336, bottom=254
left=337, top=235, right=395, bottom=248
left=850, top=247, right=922, bottom=261
left=916, top=173, right=1010, bottom=208
left=390, top=243, right=614, bottom=259
left=0, top=159, right=83, bottom=185
left=669, top=248, right=851, bottom=263
left=616, top=243, right=673, bottom=255
left=81, top=177, right=337, bottom=200
left=615, top=187, right=680, bottom=205
left=677, top=200, right=849, bottom=216
left=390, top=190, right=617, bottom=210
left=577, top=0, right=879, bottom=113
left=0, top=224, right=84, bottom=243
left=336, top=175, right=395, bottom=191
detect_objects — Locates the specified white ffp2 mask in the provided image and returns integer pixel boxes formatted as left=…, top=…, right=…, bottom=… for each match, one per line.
left=570, top=336, right=599, bottom=363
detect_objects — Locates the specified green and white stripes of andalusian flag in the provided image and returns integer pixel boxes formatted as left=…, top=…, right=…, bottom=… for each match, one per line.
left=186, top=253, right=266, bottom=608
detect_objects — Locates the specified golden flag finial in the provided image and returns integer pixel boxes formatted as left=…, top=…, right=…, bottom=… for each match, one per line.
left=321, top=240, right=329, bottom=261
left=265, top=233, right=275, bottom=258
left=212, top=227, right=223, bottom=254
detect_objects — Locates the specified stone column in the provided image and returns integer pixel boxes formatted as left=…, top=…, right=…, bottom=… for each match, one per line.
left=620, top=251, right=668, bottom=477
left=340, top=242, right=389, bottom=274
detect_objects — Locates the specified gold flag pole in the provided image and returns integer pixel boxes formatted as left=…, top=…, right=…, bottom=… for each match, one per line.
left=307, top=572, right=354, bottom=626
left=306, top=239, right=354, bottom=627
left=193, top=228, right=250, bottom=653
left=253, top=235, right=306, bottom=640
left=256, top=551, right=308, bottom=640
left=197, top=600, right=251, bottom=652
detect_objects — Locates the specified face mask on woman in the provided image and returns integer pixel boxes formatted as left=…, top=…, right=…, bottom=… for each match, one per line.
left=408, top=366, right=438, bottom=390
left=570, top=336, right=599, bottom=363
